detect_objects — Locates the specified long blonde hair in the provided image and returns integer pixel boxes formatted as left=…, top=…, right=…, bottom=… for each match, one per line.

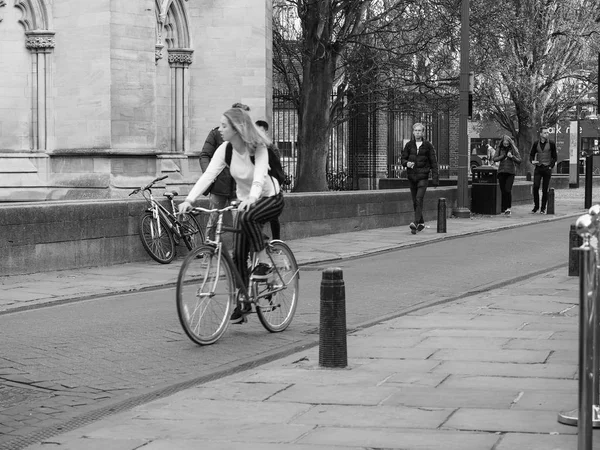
left=498, top=134, right=518, bottom=153
left=223, top=108, right=271, bottom=152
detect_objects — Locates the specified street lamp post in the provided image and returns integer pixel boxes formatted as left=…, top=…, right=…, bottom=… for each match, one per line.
left=453, top=0, right=471, bottom=218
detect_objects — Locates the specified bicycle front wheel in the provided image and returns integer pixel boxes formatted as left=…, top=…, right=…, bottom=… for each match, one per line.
left=139, top=212, right=176, bottom=264
left=256, top=241, right=299, bottom=332
left=176, top=245, right=235, bottom=345
left=180, top=213, right=204, bottom=250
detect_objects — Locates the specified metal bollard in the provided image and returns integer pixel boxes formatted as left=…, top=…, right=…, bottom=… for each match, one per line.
left=319, top=267, right=347, bottom=368
left=437, top=198, right=447, bottom=233
left=547, top=188, right=555, bottom=214
left=569, top=224, right=583, bottom=276
left=558, top=211, right=600, bottom=450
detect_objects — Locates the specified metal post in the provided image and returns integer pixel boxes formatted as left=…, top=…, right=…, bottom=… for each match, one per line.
left=319, top=267, right=347, bottom=368
left=437, top=198, right=447, bottom=233
left=453, top=0, right=471, bottom=218
left=569, top=223, right=583, bottom=276
left=585, top=154, right=593, bottom=209
left=558, top=211, right=600, bottom=448
left=547, top=188, right=555, bottom=215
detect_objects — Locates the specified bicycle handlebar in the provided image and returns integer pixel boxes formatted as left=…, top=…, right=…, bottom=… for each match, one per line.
left=129, top=175, right=169, bottom=196
left=190, top=205, right=238, bottom=215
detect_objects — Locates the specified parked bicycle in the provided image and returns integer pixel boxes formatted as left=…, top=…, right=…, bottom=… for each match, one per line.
left=176, top=204, right=299, bottom=345
left=130, top=175, right=204, bottom=264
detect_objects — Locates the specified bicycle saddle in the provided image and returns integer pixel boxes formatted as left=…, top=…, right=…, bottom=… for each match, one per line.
left=163, top=191, right=178, bottom=200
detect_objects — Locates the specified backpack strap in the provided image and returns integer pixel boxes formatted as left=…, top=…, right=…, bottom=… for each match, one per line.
left=225, top=142, right=233, bottom=167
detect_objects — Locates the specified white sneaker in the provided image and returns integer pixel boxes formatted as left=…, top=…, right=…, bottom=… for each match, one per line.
left=504, top=209, right=511, bottom=216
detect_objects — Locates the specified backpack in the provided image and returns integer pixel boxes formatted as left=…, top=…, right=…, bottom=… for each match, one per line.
left=225, top=142, right=286, bottom=186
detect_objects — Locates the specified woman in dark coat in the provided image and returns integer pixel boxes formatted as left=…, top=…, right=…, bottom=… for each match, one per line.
left=493, top=134, right=521, bottom=215
left=400, top=123, right=439, bottom=234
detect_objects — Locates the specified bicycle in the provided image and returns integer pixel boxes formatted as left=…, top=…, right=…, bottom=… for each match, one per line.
left=175, top=204, right=299, bottom=345
left=129, top=175, right=204, bottom=264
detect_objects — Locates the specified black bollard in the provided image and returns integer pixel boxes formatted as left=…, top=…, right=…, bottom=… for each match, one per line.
left=437, top=198, right=447, bottom=233
left=547, top=188, right=555, bottom=215
left=568, top=224, right=583, bottom=276
left=319, top=267, right=347, bottom=368
left=526, top=172, right=532, bottom=181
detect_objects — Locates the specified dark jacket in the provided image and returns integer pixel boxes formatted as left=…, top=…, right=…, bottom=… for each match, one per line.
left=199, top=127, right=235, bottom=197
left=529, top=139, right=557, bottom=169
left=400, top=139, right=439, bottom=184
left=494, top=145, right=522, bottom=175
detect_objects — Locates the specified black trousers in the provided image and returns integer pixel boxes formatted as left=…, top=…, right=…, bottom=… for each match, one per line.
left=497, top=173, right=515, bottom=212
left=408, top=178, right=429, bottom=224
left=532, top=166, right=552, bottom=210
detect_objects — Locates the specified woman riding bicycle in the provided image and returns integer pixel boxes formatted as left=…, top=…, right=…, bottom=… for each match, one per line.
left=178, top=107, right=284, bottom=323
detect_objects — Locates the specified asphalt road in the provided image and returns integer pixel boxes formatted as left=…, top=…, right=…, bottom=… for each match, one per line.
left=0, top=218, right=572, bottom=449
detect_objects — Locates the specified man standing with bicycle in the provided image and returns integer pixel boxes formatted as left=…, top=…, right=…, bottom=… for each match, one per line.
left=200, top=103, right=250, bottom=240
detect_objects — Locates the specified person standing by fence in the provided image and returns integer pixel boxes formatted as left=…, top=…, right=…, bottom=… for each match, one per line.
left=401, top=122, right=439, bottom=234
left=255, top=120, right=282, bottom=240
left=493, top=135, right=521, bottom=215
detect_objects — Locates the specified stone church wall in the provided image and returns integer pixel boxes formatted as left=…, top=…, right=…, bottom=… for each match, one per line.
left=0, top=0, right=272, bottom=202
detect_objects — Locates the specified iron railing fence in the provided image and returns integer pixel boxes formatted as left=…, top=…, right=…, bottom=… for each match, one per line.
left=272, top=90, right=451, bottom=190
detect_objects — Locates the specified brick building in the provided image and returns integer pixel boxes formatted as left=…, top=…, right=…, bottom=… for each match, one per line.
left=0, top=0, right=272, bottom=201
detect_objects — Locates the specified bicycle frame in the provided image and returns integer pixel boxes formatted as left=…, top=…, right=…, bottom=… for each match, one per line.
left=143, top=189, right=186, bottom=240
left=201, top=206, right=292, bottom=306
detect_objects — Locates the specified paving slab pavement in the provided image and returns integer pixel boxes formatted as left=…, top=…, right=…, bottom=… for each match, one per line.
left=22, top=266, right=600, bottom=449
left=4, top=190, right=600, bottom=449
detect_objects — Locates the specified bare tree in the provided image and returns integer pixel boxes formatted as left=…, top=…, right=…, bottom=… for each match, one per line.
left=273, top=0, right=459, bottom=192
left=472, top=0, right=600, bottom=168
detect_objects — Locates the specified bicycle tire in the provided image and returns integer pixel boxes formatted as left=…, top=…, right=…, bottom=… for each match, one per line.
left=138, top=212, right=176, bottom=264
left=176, top=245, right=235, bottom=345
left=256, top=240, right=299, bottom=332
left=180, top=213, right=204, bottom=250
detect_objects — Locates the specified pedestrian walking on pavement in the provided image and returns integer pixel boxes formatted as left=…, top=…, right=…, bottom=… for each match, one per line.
left=400, top=122, right=439, bottom=234
left=255, top=119, right=282, bottom=240
left=529, top=126, right=557, bottom=214
left=199, top=102, right=250, bottom=241
left=179, top=107, right=284, bottom=324
left=493, top=134, right=521, bottom=216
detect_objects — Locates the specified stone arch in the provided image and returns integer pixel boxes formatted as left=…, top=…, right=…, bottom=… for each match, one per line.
left=156, top=0, right=191, bottom=51
left=14, top=0, right=52, bottom=31
left=155, top=0, right=193, bottom=154
left=14, top=0, right=54, bottom=152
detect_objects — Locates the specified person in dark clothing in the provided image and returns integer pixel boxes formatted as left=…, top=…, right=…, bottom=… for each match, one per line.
left=255, top=120, right=282, bottom=240
left=529, top=127, right=557, bottom=214
left=400, top=122, right=439, bottom=234
left=200, top=103, right=250, bottom=240
left=493, top=135, right=522, bottom=215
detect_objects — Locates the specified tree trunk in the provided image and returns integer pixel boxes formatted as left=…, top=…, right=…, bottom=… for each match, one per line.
left=516, top=122, right=534, bottom=176
left=295, top=71, right=333, bottom=192
left=293, top=3, right=337, bottom=192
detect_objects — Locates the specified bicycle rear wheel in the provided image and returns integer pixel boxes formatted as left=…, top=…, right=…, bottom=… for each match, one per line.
left=256, top=241, right=299, bottom=332
left=139, top=211, right=176, bottom=264
left=176, top=245, right=235, bottom=345
left=180, top=213, right=204, bottom=250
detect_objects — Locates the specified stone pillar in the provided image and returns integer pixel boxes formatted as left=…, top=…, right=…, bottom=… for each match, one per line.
left=168, top=48, right=193, bottom=153
left=25, top=30, right=55, bottom=152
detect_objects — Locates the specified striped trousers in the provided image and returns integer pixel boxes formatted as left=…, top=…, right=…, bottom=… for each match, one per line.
left=234, top=193, right=284, bottom=287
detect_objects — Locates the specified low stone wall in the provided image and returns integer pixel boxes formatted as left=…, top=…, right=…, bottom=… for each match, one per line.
left=1, top=184, right=533, bottom=276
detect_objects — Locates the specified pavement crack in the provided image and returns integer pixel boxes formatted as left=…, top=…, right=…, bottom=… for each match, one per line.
left=0, top=377, right=61, bottom=393
left=510, top=391, right=524, bottom=409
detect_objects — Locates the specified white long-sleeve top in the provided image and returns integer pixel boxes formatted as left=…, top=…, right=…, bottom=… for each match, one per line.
left=186, top=142, right=280, bottom=203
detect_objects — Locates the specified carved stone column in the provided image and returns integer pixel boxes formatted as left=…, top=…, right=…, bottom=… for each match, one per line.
left=25, top=30, right=55, bottom=151
left=167, top=48, right=193, bottom=153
